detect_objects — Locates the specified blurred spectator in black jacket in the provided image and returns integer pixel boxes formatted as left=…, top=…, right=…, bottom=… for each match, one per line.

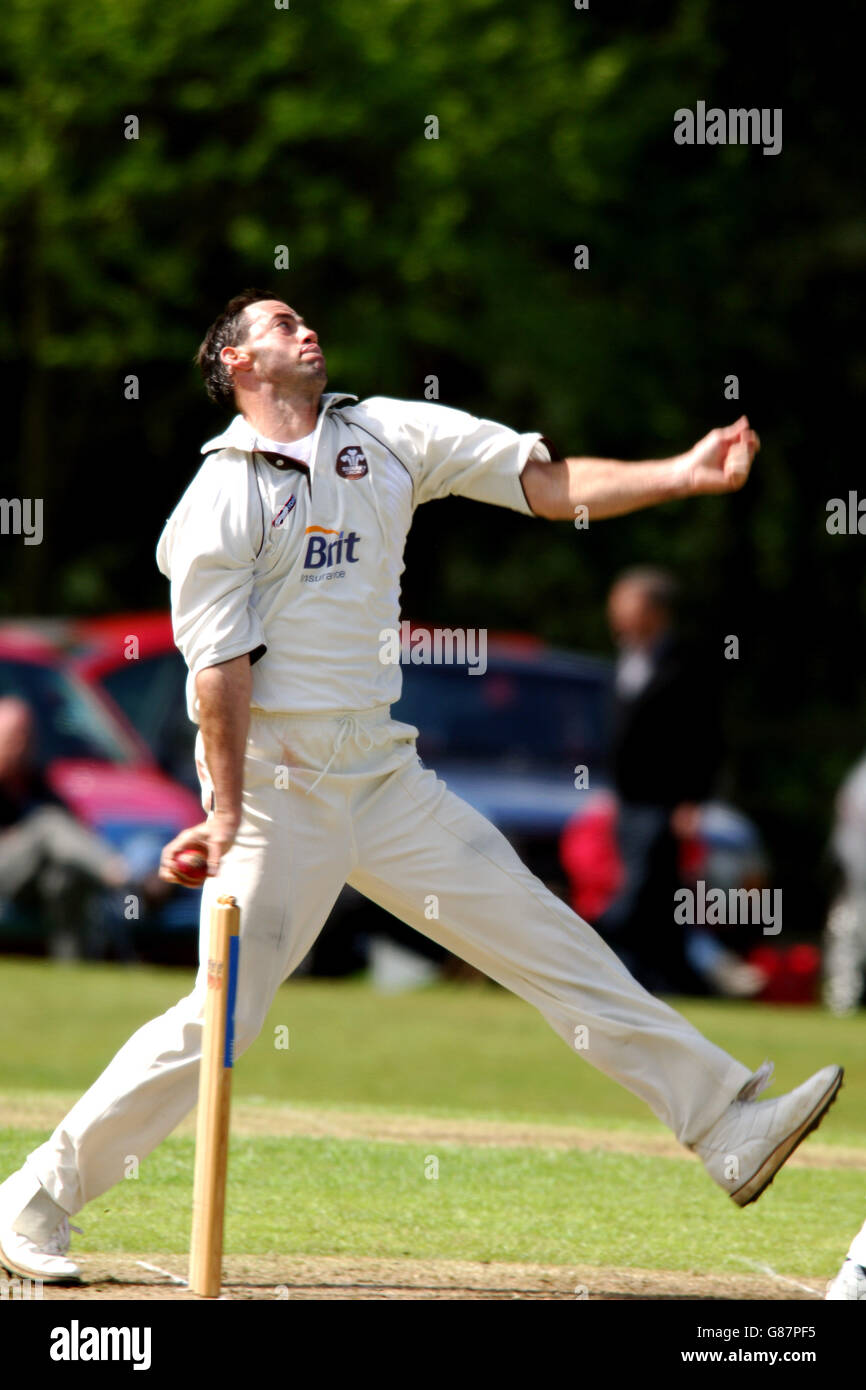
left=0, top=696, right=130, bottom=957
left=595, top=568, right=722, bottom=994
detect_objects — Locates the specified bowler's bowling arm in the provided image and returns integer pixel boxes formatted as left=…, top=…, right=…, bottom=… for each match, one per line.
left=521, top=417, right=760, bottom=522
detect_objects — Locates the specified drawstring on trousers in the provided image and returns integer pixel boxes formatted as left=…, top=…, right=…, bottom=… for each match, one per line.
left=306, top=715, right=376, bottom=794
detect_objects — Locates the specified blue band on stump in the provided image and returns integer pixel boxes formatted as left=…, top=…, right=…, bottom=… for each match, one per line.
left=224, top=934, right=240, bottom=1070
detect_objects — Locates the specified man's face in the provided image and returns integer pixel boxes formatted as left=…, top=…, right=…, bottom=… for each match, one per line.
left=224, top=299, right=327, bottom=393
left=607, top=581, right=668, bottom=649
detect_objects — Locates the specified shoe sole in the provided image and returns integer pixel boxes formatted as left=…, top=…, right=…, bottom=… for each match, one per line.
left=0, top=1235, right=82, bottom=1285
left=732, top=1065, right=844, bottom=1207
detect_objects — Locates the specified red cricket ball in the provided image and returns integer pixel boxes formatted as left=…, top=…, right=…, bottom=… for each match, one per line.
left=172, top=845, right=209, bottom=888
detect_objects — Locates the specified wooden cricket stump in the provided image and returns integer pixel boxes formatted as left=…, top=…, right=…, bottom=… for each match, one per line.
left=189, top=895, right=240, bottom=1297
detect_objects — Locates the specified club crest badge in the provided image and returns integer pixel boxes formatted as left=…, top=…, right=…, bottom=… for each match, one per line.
left=336, top=446, right=368, bottom=479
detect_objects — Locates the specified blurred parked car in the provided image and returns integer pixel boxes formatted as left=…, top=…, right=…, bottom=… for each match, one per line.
left=0, top=625, right=203, bottom=959
left=70, top=616, right=610, bottom=886
left=67, top=613, right=766, bottom=974
left=71, top=613, right=199, bottom=793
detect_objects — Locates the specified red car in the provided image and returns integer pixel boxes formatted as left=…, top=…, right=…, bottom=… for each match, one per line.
left=0, top=625, right=203, bottom=953
left=70, top=612, right=198, bottom=792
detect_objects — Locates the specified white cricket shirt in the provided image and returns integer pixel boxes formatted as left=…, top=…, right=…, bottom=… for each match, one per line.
left=156, top=394, right=553, bottom=721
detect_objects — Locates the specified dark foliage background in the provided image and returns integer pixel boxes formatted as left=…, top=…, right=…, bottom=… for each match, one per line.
left=1, top=0, right=863, bottom=931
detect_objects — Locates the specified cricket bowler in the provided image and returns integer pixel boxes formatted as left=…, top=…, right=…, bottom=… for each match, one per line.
left=0, top=290, right=843, bottom=1283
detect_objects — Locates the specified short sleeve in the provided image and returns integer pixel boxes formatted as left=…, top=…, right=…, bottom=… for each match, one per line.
left=156, top=450, right=267, bottom=721
left=357, top=398, right=554, bottom=516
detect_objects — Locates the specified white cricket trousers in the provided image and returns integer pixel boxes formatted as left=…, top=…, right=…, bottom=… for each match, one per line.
left=25, top=706, right=752, bottom=1216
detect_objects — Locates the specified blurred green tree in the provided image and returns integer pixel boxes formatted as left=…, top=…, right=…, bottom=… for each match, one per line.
left=0, top=0, right=862, bottom=925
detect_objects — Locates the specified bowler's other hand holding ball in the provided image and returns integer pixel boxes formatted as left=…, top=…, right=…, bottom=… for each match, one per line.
left=160, top=823, right=219, bottom=886
left=160, top=812, right=239, bottom=883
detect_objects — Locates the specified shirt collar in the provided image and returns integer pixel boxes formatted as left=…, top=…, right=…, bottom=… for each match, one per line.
left=200, top=392, right=358, bottom=455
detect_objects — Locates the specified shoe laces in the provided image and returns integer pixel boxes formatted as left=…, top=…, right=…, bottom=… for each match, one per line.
left=42, top=1216, right=83, bottom=1256
left=736, top=1059, right=774, bottom=1103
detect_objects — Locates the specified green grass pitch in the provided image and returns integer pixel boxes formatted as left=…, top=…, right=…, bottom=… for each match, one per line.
left=0, top=959, right=864, bottom=1278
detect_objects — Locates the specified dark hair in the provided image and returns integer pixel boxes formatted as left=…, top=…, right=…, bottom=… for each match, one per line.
left=615, top=566, right=680, bottom=615
left=196, top=289, right=281, bottom=407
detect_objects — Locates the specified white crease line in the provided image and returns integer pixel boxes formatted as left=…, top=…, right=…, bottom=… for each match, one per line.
left=737, top=1257, right=823, bottom=1297
left=136, top=1260, right=187, bottom=1286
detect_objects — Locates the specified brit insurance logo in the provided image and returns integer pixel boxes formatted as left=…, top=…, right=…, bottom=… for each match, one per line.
left=336, top=445, right=368, bottom=479
left=301, top=525, right=361, bottom=583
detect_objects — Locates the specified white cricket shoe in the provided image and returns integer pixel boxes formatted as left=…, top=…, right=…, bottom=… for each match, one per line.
left=826, top=1259, right=866, bottom=1301
left=693, top=1063, right=843, bottom=1207
left=0, top=1215, right=82, bottom=1283
left=0, top=1170, right=82, bottom=1283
